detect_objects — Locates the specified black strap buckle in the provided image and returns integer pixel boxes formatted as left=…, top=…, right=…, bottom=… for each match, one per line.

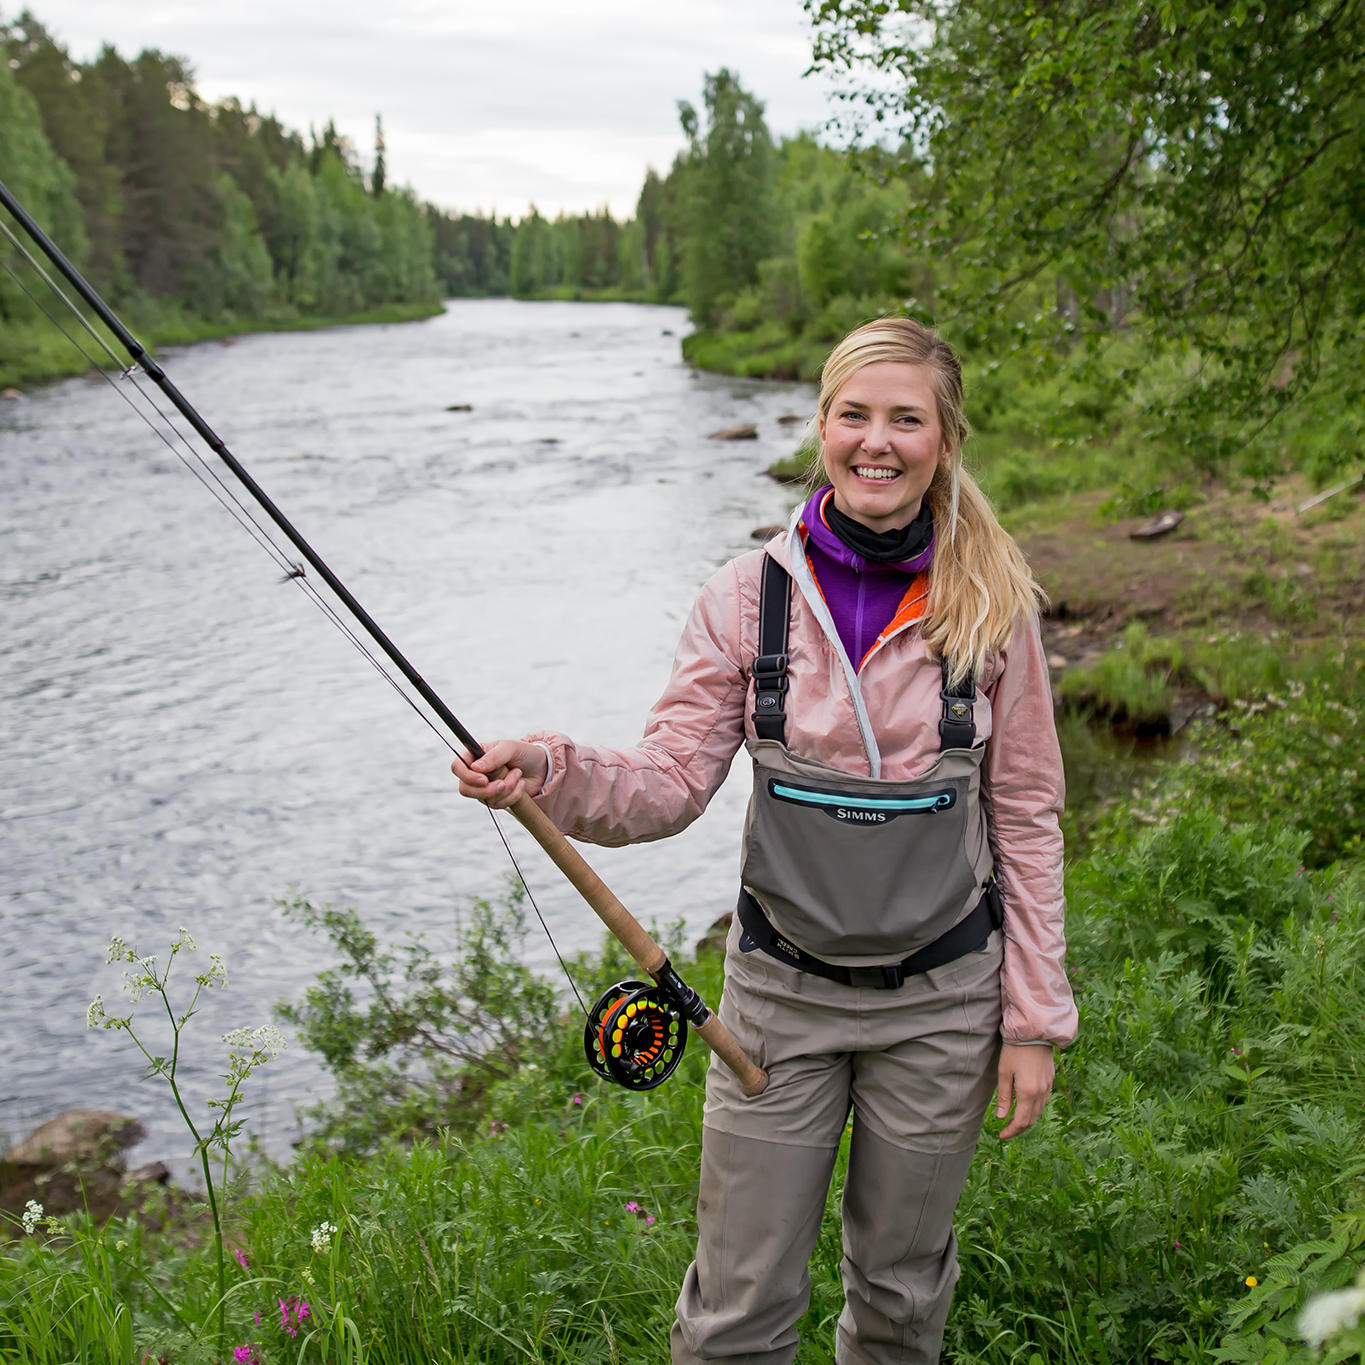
left=848, top=963, right=906, bottom=989
left=752, top=653, right=789, bottom=683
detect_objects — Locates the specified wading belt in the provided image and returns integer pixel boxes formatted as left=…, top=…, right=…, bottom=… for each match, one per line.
left=737, top=882, right=1003, bottom=989
left=751, top=556, right=978, bottom=751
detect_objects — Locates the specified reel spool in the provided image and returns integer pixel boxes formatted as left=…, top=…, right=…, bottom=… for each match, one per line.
left=584, top=979, right=688, bottom=1090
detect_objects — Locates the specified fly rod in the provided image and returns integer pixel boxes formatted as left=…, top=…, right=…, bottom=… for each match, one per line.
left=0, top=178, right=767, bottom=1098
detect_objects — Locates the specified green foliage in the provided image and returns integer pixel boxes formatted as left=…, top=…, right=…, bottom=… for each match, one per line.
left=808, top=0, right=1365, bottom=474
left=1215, top=1212, right=1365, bottom=1363
left=0, top=12, right=441, bottom=389
left=676, top=69, right=780, bottom=328
left=274, top=884, right=563, bottom=1151
left=1132, top=651, right=1365, bottom=868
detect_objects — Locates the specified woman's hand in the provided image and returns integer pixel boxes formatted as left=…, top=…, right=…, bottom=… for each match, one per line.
left=994, top=1042, right=1055, bottom=1140
left=450, top=740, right=549, bottom=810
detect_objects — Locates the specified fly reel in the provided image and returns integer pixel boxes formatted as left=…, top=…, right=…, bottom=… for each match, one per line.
left=584, top=980, right=688, bottom=1090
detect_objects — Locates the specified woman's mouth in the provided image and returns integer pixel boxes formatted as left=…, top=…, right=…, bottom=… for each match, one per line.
left=853, top=466, right=900, bottom=481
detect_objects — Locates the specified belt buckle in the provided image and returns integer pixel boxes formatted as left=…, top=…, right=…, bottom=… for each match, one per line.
left=848, top=963, right=905, bottom=990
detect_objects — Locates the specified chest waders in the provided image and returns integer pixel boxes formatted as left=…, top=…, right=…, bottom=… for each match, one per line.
left=738, top=555, right=1003, bottom=983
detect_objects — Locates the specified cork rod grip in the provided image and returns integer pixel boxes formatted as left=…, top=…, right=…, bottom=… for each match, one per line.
left=509, top=794, right=769, bottom=1097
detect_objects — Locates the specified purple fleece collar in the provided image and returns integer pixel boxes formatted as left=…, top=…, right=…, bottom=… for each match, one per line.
left=800, top=486, right=936, bottom=574
left=798, top=486, right=934, bottom=670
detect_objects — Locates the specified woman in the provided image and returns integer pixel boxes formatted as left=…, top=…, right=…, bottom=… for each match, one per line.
left=453, top=316, right=1077, bottom=1364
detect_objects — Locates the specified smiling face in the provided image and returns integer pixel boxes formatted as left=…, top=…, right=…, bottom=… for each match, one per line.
left=818, top=362, right=944, bottom=534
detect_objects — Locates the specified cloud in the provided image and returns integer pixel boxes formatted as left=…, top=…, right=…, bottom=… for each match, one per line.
left=23, top=0, right=843, bottom=217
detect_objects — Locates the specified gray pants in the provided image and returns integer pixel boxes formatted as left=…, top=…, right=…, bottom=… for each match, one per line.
left=671, top=923, right=1003, bottom=1364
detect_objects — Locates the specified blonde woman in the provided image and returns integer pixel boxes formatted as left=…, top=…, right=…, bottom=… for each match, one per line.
left=453, top=316, right=1077, bottom=1364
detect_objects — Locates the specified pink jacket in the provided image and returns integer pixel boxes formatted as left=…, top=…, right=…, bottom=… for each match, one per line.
left=529, top=523, right=1078, bottom=1048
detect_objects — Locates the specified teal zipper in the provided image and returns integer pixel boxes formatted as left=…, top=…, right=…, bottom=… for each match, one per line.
left=770, top=782, right=954, bottom=813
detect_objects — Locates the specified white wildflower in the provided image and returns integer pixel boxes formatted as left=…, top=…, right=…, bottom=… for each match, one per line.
left=87, top=995, right=104, bottom=1029
left=310, top=1220, right=338, bottom=1254
left=171, top=926, right=196, bottom=954
left=1299, top=1283, right=1365, bottom=1347
left=195, top=953, right=228, bottom=989
left=122, top=958, right=159, bottom=1002
left=21, top=1200, right=43, bottom=1235
left=222, top=1024, right=287, bottom=1062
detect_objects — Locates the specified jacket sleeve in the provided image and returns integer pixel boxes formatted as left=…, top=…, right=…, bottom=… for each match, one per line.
left=524, top=558, right=752, bottom=846
left=982, top=613, right=1079, bottom=1048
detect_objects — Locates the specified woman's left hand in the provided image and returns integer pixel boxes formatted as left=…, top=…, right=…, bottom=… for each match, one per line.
left=994, top=1043, right=1055, bottom=1140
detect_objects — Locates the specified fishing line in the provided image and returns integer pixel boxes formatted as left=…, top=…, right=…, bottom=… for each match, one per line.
left=0, top=231, right=454, bottom=746
left=2, top=180, right=768, bottom=1095
left=0, top=223, right=592, bottom=1020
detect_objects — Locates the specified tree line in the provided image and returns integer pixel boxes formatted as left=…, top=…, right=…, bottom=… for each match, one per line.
left=1, top=10, right=438, bottom=332
left=0, top=9, right=903, bottom=382
left=4, top=2, right=1358, bottom=480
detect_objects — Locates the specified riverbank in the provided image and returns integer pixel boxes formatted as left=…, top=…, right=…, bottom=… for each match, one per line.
left=0, top=298, right=444, bottom=392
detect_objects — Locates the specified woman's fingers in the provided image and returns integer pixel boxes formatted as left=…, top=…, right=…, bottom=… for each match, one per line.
left=995, top=1044, right=1055, bottom=1140
left=450, top=741, right=546, bottom=807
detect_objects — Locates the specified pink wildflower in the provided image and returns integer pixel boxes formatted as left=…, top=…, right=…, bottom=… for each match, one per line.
left=232, top=1348, right=257, bottom=1364
left=490, top=1118, right=507, bottom=1136
left=625, top=1200, right=640, bottom=1213
left=571, top=1093, right=584, bottom=1106
left=278, top=1295, right=311, bottom=1339
left=234, top=1247, right=249, bottom=1269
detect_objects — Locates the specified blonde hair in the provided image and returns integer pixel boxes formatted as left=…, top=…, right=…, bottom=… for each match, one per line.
left=814, top=316, right=1045, bottom=685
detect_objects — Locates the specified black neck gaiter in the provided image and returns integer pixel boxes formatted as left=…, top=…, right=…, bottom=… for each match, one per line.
left=825, top=498, right=935, bottom=565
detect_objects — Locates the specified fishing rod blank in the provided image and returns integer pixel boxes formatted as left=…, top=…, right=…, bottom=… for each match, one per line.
left=0, top=178, right=768, bottom=1099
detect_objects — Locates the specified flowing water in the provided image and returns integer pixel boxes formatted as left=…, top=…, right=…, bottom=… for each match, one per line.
left=0, top=299, right=810, bottom=1172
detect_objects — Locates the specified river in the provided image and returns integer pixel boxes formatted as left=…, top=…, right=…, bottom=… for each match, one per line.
left=0, top=298, right=809, bottom=1173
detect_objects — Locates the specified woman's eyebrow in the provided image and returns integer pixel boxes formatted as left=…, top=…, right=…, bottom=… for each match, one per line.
left=838, top=399, right=929, bottom=415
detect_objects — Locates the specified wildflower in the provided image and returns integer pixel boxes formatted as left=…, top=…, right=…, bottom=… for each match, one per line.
left=195, top=953, right=228, bottom=989
left=279, top=1296, right=311, bottom=1338
left=171, top=926, right=197, bottom=953
left=21, top=1200, right=43, bottom=1235
left=300, top=1266, right=315, bottom=1285
left=571, top=1093, right=584, bottom=1106
left=222, top=1024, right=287, bottom=1063
left=232, top=1347, right=258, bottom=1364
left=1299, top=1283, right=1365, bottom=1347
left=1245, top=1275, right=1258, bottom=1288
left=234, top=1247, right=249, bottom=1269
left=490, top=1118, right=507, bottom=1136
left=626, top=1200, right=640, bottom=1213
left=646, top=1215, right=656, bottom=1227
left=310, top=1220, right=337, bottom=1254
left=116, top=1239, right=128, bottom=1251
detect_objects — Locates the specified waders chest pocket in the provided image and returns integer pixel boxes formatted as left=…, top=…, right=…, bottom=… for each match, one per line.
left=768, top=778, right=956, bottom=824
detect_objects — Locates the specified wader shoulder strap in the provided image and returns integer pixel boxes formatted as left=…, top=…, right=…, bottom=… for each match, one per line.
left=938, top=658, right=978, bottom=749
left=753, top=554, right=977, bottom=751
left=752, top=556, right=792, bottom=742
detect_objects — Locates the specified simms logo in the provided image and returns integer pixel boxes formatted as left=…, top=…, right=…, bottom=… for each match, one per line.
left=835, top=807, right=887, bottom=824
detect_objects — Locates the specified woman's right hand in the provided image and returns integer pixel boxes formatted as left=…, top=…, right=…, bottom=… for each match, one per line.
left=450, top=740, right=549, bottom=810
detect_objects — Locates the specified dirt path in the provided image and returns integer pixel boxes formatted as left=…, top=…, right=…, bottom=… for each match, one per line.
left=1019, top=475, right=1365, bottom=673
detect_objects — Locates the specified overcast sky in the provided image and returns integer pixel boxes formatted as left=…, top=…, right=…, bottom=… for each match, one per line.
left=19, top=0, right=855, bottom=219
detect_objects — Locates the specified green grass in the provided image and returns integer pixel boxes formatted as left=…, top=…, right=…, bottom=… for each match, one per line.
left=0, top=300, right=444, bottom=392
